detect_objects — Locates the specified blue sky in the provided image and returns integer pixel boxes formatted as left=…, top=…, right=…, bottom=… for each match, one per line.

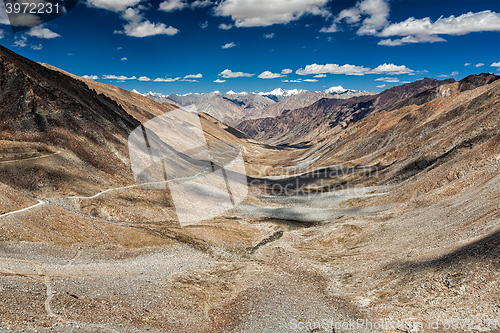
left=0, top=0, right=499, bottom=95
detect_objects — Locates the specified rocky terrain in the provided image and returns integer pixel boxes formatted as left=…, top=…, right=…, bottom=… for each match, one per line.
left=144, top=88, right=374, bottom=127
left=237, top=78, right=455, bottom=144
left=0, top=45, right=499, bottom=333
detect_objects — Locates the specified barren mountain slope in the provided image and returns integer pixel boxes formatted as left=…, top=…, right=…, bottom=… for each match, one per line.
left=237, top=77, right=455, bottom=144
left=0, top=47, right=378, bottom=332
left=239, top=76, right=500, bottom=328
left=40, top=63, right=178, bottom=124
left=195, top=95, right=249, bottom=126
left=0, top=45, right=142, bottom=197
left=1, top=45, right=499, bottom=333
left=0, top=46, right=272, bottom=248
left=238, top=91, right=339, bottom=122
left=384, top=73, right=499, bottom=112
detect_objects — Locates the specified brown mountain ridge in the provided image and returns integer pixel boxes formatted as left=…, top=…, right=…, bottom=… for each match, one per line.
left=0, top=45, right=499, bottom=333
left=237, top=77, right=456, bottom=144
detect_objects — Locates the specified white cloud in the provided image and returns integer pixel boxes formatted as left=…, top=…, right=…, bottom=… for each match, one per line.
left=319, top=25, right=337, bottom=33
left=82, top=75, right=100, bottom=80
left=184, top=73, right=203, bottom=79
left=222, top=42, right=236, bottom=49
left=113, top=7, right=179, bottom=37
left=200, top=21, right=208, bottom=29
left=314, top=73, right=327, bottom=78
left=154, top=77, right=181, bottom=82
left=378, top=34, right=446, bottom=46
left=138, top=76, right=151, bottom=81
left=491, top=62, right=500, bottom=67
left=31, top=44, right=43, bottom=50
left=264, top=33, right=275, bottom=39
left=296, top=62, right=414, bottom=76
left=303, top=79, right=318, bottom=82
left=219, top=23, right=233, bottom=30
left=215, top=0, right=330, bottom=28
left=376, top=84, right=386, bottom=88
left=475, top=63, right=484, bottom=67
left=281, top=68, right=293, bottom=75
left=86, top=0, right=142, bottom=12
left=13, top=36, right=27, bottom=47
left=324, top=0, right=389, bottom=35
left=159, top=0, right=213, bottom=11
left=379, top=11, right=500, bottom=38
left=121, top=57, right=128, bottom=61
left=121, top=7, right=142, bottom=21
left=370, top=63, right=414, bottom=75
left=282, top=79, right=302, bottom=83
left=191, top=0, right=213, bottom=8
left=258, top=71, right=285, bottom=79
left=375, top=77, right=399, bottom=82
left=464, top=63, right=471, bottom=66
left=159, top=0, right=187, bottom=12
left=295, top=64, right=369, bottom=75
left=0, top=29, right=4, bottom=40
left=119, top=21, right=179, bottom=37
left=102, top=75, right=137, bottom=80
left=26, top=26, right=60, bottom=39
left=439, top=71, right=459, bottom=78
left=296, top=63, right=370, bottom=76
left=219, top=69, right=254, bottom=78
left=214, top=79, right=226, bottom=83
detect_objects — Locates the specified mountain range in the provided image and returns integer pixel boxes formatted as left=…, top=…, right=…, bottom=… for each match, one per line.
left=1, top=44, right=499, bottom=332
left=237, top=77, right=458, bottom=144
left=138, top=86, right=375, bottom=126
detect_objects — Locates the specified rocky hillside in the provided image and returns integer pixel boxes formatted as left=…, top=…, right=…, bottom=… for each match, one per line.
left=0, top=45, right=142, bottom=196
left=0, top=45, right=255, bottom=209
left=385, top=73, right=499, bottom=112
left=237, top=77, right=455, bottom=144
left=1, top=45, right=500, bottom=332
left=145, top=87, right=375, bottom=127
left=244, top=76, right=500, bottom=328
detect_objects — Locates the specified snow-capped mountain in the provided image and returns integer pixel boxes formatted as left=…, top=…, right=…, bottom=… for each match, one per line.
left=258, top=88, right=306, bottom=102
left=226, top=90, right=249, bottom=95
left=324, top=85, right=347, bottom=94
left=324, top=86, right=376, bottom=99
left=137, top=86, right=372, bottom=104
left=135, top=86, right=375, bottom=126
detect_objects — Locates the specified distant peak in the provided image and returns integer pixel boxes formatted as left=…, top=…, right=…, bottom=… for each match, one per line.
left=225, top=90, right=249, bottom=95
left=258, top=88, right=304, bottom=96
left=145, top=91, right=164, bottom=97
left=324, top=85, right=347, bottom=94
left=269, top=88, right=286, bottom=95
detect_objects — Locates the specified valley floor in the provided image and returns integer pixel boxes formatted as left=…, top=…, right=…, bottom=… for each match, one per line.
left=0, top=72, right=499, bottom=332
left=0, top=143, right=499, bottom=333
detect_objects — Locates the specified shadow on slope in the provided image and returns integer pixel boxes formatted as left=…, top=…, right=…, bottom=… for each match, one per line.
left=400, top=226, right=500, bottom=272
